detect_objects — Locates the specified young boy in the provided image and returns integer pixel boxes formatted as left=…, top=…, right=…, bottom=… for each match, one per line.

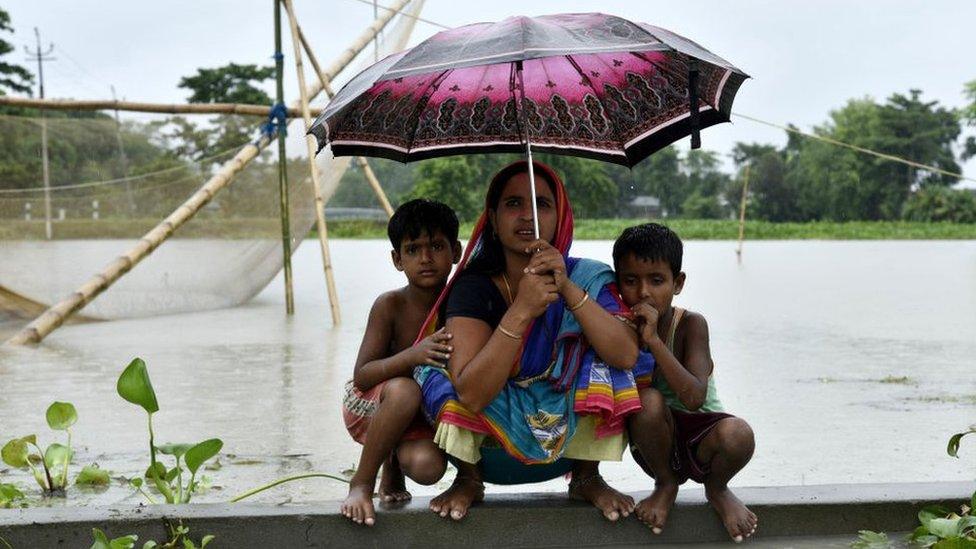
left=614, top=223, right=757, bottom=543
left=340, top=198, right=462, bottom=526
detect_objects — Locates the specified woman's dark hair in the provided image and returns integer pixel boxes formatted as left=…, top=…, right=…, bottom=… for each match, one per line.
left=387, top=198, right=459, bottom=251
left=465, top=161, right=557, bottom=275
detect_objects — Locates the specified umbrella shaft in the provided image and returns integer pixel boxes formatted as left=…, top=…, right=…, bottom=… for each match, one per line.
left=515, top=61, right=541, bottom=240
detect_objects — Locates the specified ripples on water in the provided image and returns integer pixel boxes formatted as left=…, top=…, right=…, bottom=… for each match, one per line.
left=0, top=239, right=974, bottom=506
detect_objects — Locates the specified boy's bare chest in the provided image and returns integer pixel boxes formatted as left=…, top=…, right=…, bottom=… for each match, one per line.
left=389, top=308, right=429, bottom=353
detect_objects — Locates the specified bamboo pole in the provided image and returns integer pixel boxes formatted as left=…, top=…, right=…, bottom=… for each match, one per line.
left=283, top=0, right=341, bottom=325
left=273, top=0, right=296, bottom=315
left=296, top=24, right=394, bottom=218
left=0, top=95, right=321, bottom=117
left=736, top=164, right=750, bottom=261
left=3, top=0, right=413, bottom=347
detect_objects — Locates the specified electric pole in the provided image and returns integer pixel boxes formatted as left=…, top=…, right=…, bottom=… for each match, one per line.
left=25, top=28, right=55, bottom=240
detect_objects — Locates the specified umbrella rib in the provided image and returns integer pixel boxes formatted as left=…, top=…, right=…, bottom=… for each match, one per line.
left=403, top=69, right=451, bottom=156
left=630, top=51, right=719, bottom=112
left=563, top=54, right=626, bottom=156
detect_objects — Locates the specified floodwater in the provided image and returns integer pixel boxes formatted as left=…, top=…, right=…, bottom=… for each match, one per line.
left=0, top=239, right=974, bottom=507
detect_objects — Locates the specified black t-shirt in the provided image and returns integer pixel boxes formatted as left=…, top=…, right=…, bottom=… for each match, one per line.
left=444, top=271, right=507, bottom=328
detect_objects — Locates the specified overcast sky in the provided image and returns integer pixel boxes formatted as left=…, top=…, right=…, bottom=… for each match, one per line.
left=6, top=1, right=975, bottom=182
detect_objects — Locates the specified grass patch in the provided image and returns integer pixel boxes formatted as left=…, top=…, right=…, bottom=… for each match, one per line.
left=3, top=218, right=976, bottom=240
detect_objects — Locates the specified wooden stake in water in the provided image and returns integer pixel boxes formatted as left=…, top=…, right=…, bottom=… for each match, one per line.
left=736, top=164, right=750, bottom=261
left=283, top=0, right=341, bottom=326
left=274, top=0, right=295, bottom=315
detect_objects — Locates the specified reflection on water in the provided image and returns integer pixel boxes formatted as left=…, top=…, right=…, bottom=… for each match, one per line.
left=0, top=239, right=974, bottom=505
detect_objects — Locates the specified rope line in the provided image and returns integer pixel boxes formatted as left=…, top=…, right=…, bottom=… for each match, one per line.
left=348, top=0, right=451, bottom=29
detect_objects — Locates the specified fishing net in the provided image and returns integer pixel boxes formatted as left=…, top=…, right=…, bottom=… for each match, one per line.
left=0, top=4, right=422, bottom=320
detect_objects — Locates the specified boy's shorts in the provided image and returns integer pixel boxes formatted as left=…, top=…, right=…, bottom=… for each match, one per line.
left=630, top=408, right=734, bottom=484
left=341, top=379, right=434, bottom=445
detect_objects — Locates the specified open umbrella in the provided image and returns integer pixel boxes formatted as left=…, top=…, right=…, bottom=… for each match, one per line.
left=310, top=12, right=748, bottom=236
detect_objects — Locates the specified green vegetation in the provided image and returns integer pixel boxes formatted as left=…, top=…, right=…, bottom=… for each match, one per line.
left=854, top=428, right=976, bottom=548
left=117, top=358, right=222, bottom=505
left=315, top=218, right=976, bottom=241
left=1, top=401, right=80, bottom=495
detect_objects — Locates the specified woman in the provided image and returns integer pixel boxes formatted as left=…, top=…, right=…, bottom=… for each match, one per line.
left=414, top=161, right=647, bottom=521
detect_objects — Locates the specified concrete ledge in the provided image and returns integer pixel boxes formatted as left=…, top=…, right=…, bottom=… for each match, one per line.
left=1, top=482, right=972, bottom=547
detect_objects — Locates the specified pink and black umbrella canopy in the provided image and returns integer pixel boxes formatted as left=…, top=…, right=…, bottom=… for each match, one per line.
left=310, top=13, right=748, bottom=168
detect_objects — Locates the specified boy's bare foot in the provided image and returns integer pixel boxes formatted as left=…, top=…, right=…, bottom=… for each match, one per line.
left=706, top=487, right=757, bottom=543
left=635, top=481, right=679, bottom=534
left=340, top=482, right=376, bottom=526
left=428, top=476, right=484, bottom=521
left=378, top=456, right=411, bottom=503
left=568, top=474, right=635, bottom=521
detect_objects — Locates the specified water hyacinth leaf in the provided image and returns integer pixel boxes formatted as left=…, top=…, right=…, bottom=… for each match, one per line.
left=157, top=443, right=193, bottom=458
left=184, top=439, right=222, bottom=474
left=46, top=401, right=78, bottom=431
left=44, top=443, right=72, bottom=471
left=130, top=477, right=143, bottom=488
left=921, top=505, right=954, bottom=527
left=117, top=358, right=159, bottom=414
left=143, top=542, right=158, bottom=549
left=931, top=538, right=976, bottom=549
left=972, top=490, right=976, bottom=518
left=201, top=535, right=215, bottom=547
left=0, top=482, right=25, bottom=506
left=76, top=464, right=111, bottom=486
left=2, top=438, right=30, bottom=468
left=926, top=517, right=964, bottom=539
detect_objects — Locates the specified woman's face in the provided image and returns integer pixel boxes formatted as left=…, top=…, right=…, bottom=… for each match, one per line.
left=490, top=172, right=558, bottom=253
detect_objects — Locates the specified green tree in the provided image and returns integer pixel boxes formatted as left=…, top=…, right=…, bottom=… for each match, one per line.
left=623, top=145, right=682, bottom=216
left=785, top=91, right=961, bottom=221
left=902, top=187, right=976, bottom=223
left=961, top=79, right=976, bottom=160
left=0, top=7, right=33, bottom=96
left=731, top=142, right=796, bottom=222
left=403, top=156, right=482, bottom=221
left=535, top=154, right=619, bottom=218
left=680, top=149, right=730, bottom=218
left=178, top=63, right=274, bottom=105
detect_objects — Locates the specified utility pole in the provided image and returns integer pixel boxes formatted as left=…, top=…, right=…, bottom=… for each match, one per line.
left=25, top=28, right=55, bottom=240
left=111, top=85, right=136, bottom=213
left=274, top=0, right=295, bottom=314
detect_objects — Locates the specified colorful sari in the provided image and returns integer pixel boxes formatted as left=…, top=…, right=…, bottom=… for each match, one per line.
left=413, top=161, right=647, bottom=467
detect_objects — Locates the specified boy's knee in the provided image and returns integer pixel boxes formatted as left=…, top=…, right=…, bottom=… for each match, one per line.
left=381, top=377, right=421, bottom=405
left=400, top=448, right=446, bottom=485
left=631, top=388, right=670, bottom=425
left=714, top=417, right=755, bottom=452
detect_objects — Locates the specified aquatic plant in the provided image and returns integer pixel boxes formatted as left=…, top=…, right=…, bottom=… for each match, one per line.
left=852, top=427, right=976, bottom=548
left=1, top=401, right=78, bottom=495
left=0, top=483, right=25, bottom=508
left=117, top=358, right=222, bottom=504
left=90, top=522, right=214, bottom=549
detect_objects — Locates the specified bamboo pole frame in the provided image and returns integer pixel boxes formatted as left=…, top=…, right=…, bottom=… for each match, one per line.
left=274, top=0, right=296, bottom=315
left=3, top=0, right=414, bottom=346
left=296, top=23, right=394, bottom=218
left=0, top=95, right=321, bottom=118
left=736, top=164, right=750, bottom=261
left=283, top=0, right=341, bottom=325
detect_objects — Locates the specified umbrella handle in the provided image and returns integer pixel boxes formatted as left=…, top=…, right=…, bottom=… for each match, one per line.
left=515, top=61, right=541, bottom=240
left=689, top=59, right=701, bottom=149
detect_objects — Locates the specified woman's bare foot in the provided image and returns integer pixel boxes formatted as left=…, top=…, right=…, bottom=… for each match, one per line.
left=340, top=482, right=376, bottom=526
left=428, top=476, right=484, bottom=521
left=634, top=481, right=679, bottom=534
left=706, top=487, right=757, bottom=543
left=568, top=474, right=635, bottom=521
left=378, top=455, right=411, bottom=503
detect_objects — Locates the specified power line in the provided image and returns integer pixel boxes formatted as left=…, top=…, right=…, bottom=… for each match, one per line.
left=348, top=0, right=451, bottom=29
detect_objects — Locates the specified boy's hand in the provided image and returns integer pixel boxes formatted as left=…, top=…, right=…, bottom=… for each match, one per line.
left=631, top=302, right=660, bottom=348
left=524, top=239, right=568, bottom=292
left=411, top=327, right=453, bottom=367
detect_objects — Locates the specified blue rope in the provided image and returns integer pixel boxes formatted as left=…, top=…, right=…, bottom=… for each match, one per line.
left=259, top=102, right=289, bottom=141
left=272, top=52, right=284, bottom=62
